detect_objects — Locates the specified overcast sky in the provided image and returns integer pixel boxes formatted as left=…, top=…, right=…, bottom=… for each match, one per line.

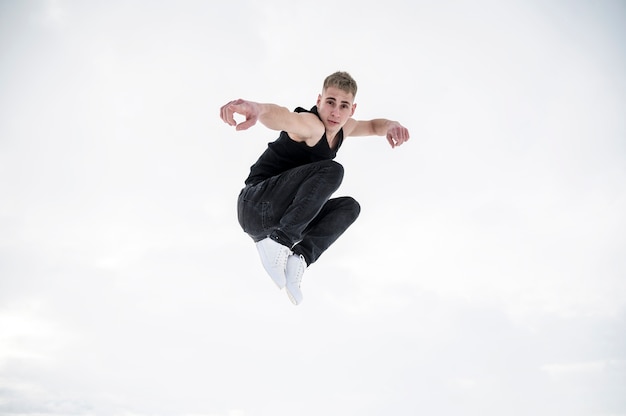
left=1, top=1, right=625, bottom=415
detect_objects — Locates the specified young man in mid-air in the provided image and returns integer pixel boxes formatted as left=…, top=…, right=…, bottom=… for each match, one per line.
left=220, top=71, right=410, bottom=305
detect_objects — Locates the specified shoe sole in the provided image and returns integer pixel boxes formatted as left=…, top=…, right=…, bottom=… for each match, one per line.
left=286, top=288, right=301, bottom=305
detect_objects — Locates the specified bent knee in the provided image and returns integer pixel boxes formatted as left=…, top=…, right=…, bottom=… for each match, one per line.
left=337, top=196, right=360, bottom=220
left=349, top=197, right=361, bottom=219
left=319, top=159, right=344, bottom=176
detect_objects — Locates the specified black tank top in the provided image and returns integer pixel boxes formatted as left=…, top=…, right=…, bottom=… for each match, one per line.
left=244, top=106, right=344, bottom=186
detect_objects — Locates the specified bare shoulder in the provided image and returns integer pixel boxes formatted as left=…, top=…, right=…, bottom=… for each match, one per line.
left=288, top=112, right=325, bottom=143
left=342, top=118, right=358, bottom=136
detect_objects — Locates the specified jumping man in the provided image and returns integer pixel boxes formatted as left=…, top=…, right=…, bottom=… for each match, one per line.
left=220, top=71, right=410, bottom=305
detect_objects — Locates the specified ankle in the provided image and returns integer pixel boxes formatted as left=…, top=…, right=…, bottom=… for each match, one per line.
left=269, top=231, right=292, bottom=248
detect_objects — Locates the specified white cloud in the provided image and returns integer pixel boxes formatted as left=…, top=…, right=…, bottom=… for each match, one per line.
left=541, top=360, right=623, bottom=380
left=41, top=0, right=68, bottom=28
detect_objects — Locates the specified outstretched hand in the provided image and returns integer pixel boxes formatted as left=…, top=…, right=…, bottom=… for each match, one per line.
left=386, top=122, right=410, bottom=148
left=220, top=99, right=260, bottom=131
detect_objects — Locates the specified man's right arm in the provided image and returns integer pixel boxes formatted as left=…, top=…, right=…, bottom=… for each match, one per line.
left=220, top=99, right=319, bottom=140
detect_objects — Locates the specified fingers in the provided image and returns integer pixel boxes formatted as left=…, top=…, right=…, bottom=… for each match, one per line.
left=236, top=117, right=256, bottom=131
left=220, top=99, right=260, bottom=132
left=220, top=100, right=237, bottom=126
left=220, top=99, right=246, bottom=127
left=387, top=127, right=410, bottom=148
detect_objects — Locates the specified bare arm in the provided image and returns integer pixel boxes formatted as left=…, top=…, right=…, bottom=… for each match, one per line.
left=220, top=99, right=320, bottom=140
left=344, top=118, right=410, bottom=148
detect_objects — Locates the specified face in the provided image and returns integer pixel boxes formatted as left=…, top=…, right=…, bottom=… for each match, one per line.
left=316, top=86, right=356, bottom=132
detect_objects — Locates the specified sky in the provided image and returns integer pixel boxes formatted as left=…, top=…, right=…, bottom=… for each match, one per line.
left=0, top=0, right=625, bottom=415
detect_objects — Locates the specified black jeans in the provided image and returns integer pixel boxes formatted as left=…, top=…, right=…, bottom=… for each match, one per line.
left=237, top=160, right=360, bottom=265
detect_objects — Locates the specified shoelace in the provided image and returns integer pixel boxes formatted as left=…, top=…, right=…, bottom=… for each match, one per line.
left=292, top=255, right=305, bottom=287
left=274, top=246, right=291, bottom=270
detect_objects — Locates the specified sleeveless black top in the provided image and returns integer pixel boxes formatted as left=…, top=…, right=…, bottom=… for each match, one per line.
left=244, top=106, right=344, bottom=186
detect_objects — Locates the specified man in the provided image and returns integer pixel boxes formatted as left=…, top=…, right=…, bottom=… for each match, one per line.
left=220, top=71, right=409, bottom=305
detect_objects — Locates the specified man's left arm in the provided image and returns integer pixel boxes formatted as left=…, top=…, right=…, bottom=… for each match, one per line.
left=345, top=118, right=410, bottom=148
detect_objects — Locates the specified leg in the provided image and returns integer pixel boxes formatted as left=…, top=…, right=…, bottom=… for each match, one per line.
left=237, top=160, right=345, bottom=245
left=284, top=196, right=360, bottom=305
left=293, top=196, right=361, bottom=265
left=237, top=160, right=346, bottom=294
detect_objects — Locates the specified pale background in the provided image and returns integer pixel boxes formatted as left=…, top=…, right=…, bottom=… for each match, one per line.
left=1, top=1, right=625, bottom=415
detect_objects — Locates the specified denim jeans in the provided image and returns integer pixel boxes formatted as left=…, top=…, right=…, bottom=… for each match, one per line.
left=237, top=160, right=360, bottom=265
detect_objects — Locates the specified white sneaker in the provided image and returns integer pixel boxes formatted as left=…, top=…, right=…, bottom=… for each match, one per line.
left=256, top=238, right=291, bottom=289
left=285, top=254, right=306, bottom=305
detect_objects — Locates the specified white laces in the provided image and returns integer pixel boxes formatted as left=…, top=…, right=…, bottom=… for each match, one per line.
left=275, top=246, right=292, bottom=269
left=291, top=255, right=306, bottom=286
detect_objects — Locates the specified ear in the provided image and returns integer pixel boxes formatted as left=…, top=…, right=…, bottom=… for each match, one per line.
left=351, top=102, right=357, bottom=116
left=317, top=94, right=322, bottom=107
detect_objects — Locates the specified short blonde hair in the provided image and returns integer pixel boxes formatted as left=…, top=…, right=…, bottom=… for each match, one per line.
left=323, top=71, right=357, bottom=97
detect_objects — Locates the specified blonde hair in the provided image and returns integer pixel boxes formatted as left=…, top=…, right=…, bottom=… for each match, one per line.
left=323, top=71, right=357, bottom=97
